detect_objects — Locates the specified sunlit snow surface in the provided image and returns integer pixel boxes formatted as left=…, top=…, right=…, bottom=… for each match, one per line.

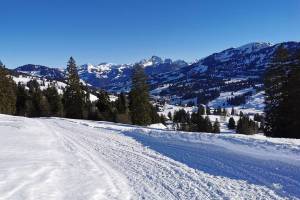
left=0, top=115, right=299, bottom=199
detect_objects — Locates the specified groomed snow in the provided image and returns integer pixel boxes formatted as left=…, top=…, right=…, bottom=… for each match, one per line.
left=0, top=114, right=299, bottom=199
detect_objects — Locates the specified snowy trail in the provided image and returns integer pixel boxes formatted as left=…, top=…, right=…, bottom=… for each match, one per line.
left=0, top=115, right=299, bottom=199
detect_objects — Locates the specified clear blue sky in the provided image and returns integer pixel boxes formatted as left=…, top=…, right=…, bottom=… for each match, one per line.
left=1, top=0, right=299, bottom=68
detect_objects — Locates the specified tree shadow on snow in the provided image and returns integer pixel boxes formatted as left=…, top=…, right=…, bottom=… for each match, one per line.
left=123, top=130, right=300, bottom=199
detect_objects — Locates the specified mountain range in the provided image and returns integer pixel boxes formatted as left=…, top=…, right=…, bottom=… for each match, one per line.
left=12, top=41, right=300, bottom=104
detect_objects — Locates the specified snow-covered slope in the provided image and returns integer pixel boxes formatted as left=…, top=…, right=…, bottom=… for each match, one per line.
left=0, top=114, right=299, bottom=199
left=12, top=42, right=300, bottom=109
left=12, top=75, right=98, bottom=102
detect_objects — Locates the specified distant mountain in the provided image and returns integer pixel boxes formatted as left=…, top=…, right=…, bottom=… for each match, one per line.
left=145, top=41, right=300, bottom=104
left=15, top=64, right=65, bottom=80
left=14, top=56, right=188, bottom=88
left=13, top=42, right=300, bottom=105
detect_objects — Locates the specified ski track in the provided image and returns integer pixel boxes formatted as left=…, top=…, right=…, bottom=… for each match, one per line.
left=0, top=115, right=299, bottom=199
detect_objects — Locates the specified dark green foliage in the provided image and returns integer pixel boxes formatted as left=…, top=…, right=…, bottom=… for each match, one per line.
left=236, top=116, right=258, bottom=135
left=253, top=113, right=264, bottom=122
left=212, top=119, right=220, bottom=133
left=173, top=109, right=190, bottom=123
left=167, top=111, right=172, bottom=121
left=264, top=46, right=300, bottom=138
left=16, top=83, right=29, bottom=116
left=95, top=91, right=115, bottom=121
left=129, top=64, right=152, bottom=125
left=231, top=107, right=235, bottom=115
left=43, top=85, right=63, bottom=116
left=63, top=57, right=85, bottom=119
left=0, top=63, right=17, bottom=115
left=150, top=105, right=161, bottom=124
left=227, top=95, right=246, bottom=106
left=198, top=105, right=205, bottom=115
left=228, top=117, right=236, bottom=129
left=116, top=92, right=127, bottom=114
left=27, top=80, right=50, bottom=117
left=239, top=111, right=244, bottom=117
left=173, top=109, right=191, bottom=131
left=204, top=116, right=213, bottom=132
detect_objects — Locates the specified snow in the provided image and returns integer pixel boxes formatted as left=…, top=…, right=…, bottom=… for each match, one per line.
left=12, top=75, right=67, bottom=95
left=0, top=114, right=299, bottom=199
left=147, top=123, right=167, bottom=130
left=188, top=64, right=208, bottom=74
left=208, top=87, right=264, bottom=114
left=12, top=75, right=99, bottom=102
left=236, top=42, right=273, bottom=53
left=157, top=104, right=198, bottom=117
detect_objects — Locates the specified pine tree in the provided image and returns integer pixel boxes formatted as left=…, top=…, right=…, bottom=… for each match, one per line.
left=204, top=116, right=213, bottom=132
left=212, top=119, right=220, bottom=133
left=63, top=57, right=85, bottom=119
left=0, top=63, right=17, bottom=115
left=236, top=116, right=258, bottom=135
left=16, top=83, right=29, bottom=116
left=228, top=117, right=236, bottom=129
left=231, top=107, right=235, bottom=115
left=198, top=105, right=205, bottom=115
left=167, top=111, right=173, bottom=121
left=96, top=90, right=115, bottom=121
left=27, top=80, right=49, bottom=117
left=43, top=85, right=63, bottom=116
left=116, top=92, right=127, bottom=114
left=129, top=64, right=152, bottom=125
left=264, top=45, right=296, bottom=138
left=285, top=64, right=300, bottom=138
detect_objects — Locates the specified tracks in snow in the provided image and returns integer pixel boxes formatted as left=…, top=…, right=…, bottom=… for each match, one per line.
left=0, top=115, right=298, bottom=199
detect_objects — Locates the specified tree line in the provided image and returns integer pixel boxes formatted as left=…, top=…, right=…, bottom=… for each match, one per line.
left=0, top=57, right=162, bottom=126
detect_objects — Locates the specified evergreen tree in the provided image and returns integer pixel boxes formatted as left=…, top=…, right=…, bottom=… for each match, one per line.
left=43, top=85, right=63, bottom=116
left=212, top=119, right=220, bottom=133
left=264, top=45, right=300, bottom=138
left=228, top=117, right=236, bottom=129
left=96, top=90, right=115, bottom=121
left=0, top=63, right=16, bottom=114
left=198, top=105, right=205, bottom=115
left=129, top=64, right=152, bottom=125
left=150, top=104, right=161, bottom=124
left=236, top=116, right=258, bottom=135
left=167, top=111, right=173, bottom=121
left=116, top=92, right=127, bottom=114
left=63, top=57, right=85, bottom=119
left=27, top=80, right=49, bottom=117
left=16, top=83, right=29, bottom=116
left=204, top=116, right=213, bottom=132
left=231, top=107, right=235, bottom=115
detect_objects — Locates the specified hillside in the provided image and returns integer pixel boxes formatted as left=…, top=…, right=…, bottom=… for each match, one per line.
left=0, top=114, right=299, bottom=199
left=12, top=42, right=300, bottom=108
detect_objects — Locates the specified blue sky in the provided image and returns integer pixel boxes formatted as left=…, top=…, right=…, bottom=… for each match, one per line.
left=1, top=0, right=300, bottom=68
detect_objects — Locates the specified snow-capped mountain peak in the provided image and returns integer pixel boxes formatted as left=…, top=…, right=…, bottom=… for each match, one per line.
left=139, top=56, right=164, bottom=67
left=235, top=42, right=273, bottom=53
